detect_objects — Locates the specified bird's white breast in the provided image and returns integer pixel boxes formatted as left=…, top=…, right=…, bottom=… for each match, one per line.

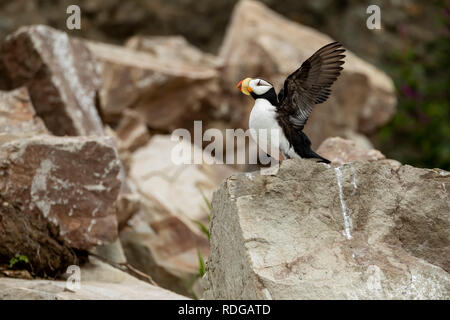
left=249, top=99, right=279, bottom=131
left=249, top=99, right=298, bottom=159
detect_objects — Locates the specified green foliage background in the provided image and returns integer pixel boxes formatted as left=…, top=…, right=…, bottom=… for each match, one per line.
left=373, top=6, right=450, bottom=170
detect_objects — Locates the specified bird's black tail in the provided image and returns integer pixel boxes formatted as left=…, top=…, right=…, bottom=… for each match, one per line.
left=291, top=132, right=331, bottom=164
left=311, top=150, right=331, bottom=163
left=305, top=149, right=331, bottom=164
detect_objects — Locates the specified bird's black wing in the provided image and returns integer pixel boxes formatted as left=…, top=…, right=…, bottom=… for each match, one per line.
left=277, top=42, right=345, bottom=130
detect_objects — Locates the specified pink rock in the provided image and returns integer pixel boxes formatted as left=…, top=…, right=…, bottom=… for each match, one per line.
left=317, top=136, right=385, bottom=165
left=0, top=25, right=104, bottom=136
left=86, top=36, right=219, bottom=131
left=0, top=135, right=122, bottom=276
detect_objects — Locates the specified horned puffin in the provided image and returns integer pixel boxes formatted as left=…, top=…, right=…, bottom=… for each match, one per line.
left=236, top=41, right=346, bottom=164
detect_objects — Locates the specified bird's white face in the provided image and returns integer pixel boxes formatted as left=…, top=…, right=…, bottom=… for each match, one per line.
left=236, top=77, right=273, bottom=96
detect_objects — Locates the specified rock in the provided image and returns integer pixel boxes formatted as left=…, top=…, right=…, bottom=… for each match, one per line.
left=204, top=159, right=450, bottom=299
left=317, top=137, right=385, bottom=166
left=120, top=205, right=209, bottom=297
left=90, top=239, right=127, bottom=265
left=0, top=135, right=122, bottom=276
left=114, top=188, right=142, bottom=231
left=219, top=0, right=397, bottom=147
left=0, top=25, right=104, bottom=136
left=102, top=126, right=141, bottom=230
left=114, top=110, right=150, bottom=153
left=120, top=132, right=236, bottom=296
left=125, top=35, right=219, bottom=69
left=0, top=268, right=33, bottom=280
left=129, top=135, right=235, bottom=222
left=341, top=129, right=376, bottom=151
left=0, top=59, right=10, bottom=90
left=120, top=131, right=234, bottom=296
left=0, top=257, right=188, bottom=300
left=0, top=87, right=47, bottom=136
left=86, top=37, right=219, bottom=131
left=0, top=1, right=440, bottom=69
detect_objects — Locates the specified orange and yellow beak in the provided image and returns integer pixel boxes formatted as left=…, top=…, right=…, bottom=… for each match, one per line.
left=236, top=77, right=252, bottom=95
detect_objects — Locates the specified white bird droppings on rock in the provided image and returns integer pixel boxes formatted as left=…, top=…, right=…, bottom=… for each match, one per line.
left=334, top=166, right=353, bottom=240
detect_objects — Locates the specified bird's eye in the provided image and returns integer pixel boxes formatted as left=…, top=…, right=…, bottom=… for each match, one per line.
left=257, top=80, right=261, bottom=86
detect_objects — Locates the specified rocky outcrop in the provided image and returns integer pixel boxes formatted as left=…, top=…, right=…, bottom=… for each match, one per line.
left=0, top=25, right=142, bottom=234
left=317, top=137, right=385, bottom=166
left=219, top=0, right=397, bottom=146
left=204, top=159, right=450, bottom=299
left=0, top=257, right=188, bottom=300
left=0, top=135, right=122, bottom=276
left=0, top=25, right=104, bottom=136
left=86, top=37, right=219, bottom=130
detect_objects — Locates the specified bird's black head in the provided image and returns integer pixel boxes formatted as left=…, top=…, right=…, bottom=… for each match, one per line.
left=236, top=77, right=278, bottom=106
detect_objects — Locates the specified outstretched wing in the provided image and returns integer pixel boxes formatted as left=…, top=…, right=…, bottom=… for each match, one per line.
left=277, top=42, right=345, bottom=130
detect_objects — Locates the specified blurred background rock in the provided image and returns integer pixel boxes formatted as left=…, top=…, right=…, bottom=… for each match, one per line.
left=1, top=0, right=447, bottom=169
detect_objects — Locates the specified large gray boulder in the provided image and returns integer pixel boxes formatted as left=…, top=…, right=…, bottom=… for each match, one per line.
left=204, top=159, right=450, bottom=299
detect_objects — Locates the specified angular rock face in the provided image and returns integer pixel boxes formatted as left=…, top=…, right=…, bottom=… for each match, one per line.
left=0, top=87, right=47, bottom=136
left=0, top=25, right=104, bottom=136
left=86, top=37, right=219, bottom=131
left=204, top=160, right=450, bottom=299
left=219, top=0, right=397, bottom=147
left=0, top=135, right=122, bottom=276
left=317, top=137, right=385, bottom=165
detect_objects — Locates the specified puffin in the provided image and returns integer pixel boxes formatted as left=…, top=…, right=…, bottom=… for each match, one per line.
left=236, top=41, right=346, bottom=164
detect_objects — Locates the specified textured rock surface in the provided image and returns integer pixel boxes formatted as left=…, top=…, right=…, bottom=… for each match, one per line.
left=87, top=37, right=219, bottom=130
left=317, top=137, right=385, bottom=165
left=114, top=110, right=150, bottom=153
left=0, top=257, right=188, bottom=300
left=121, top=135, right=235, bottom=296
left=219, top=0, right=397, bottom=146
left=102, top=126, right=140, bottom=230
left=0, top=25, right=104, bottom=136
left=120, top=204, right=209, bottom=297
left=0, top=87, right=47, bottom=136
left=129, top=135, right=235, bottom=222
left=0, top=135, right=122, bottom=273
left=204, top=159, right=450, bottom=299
